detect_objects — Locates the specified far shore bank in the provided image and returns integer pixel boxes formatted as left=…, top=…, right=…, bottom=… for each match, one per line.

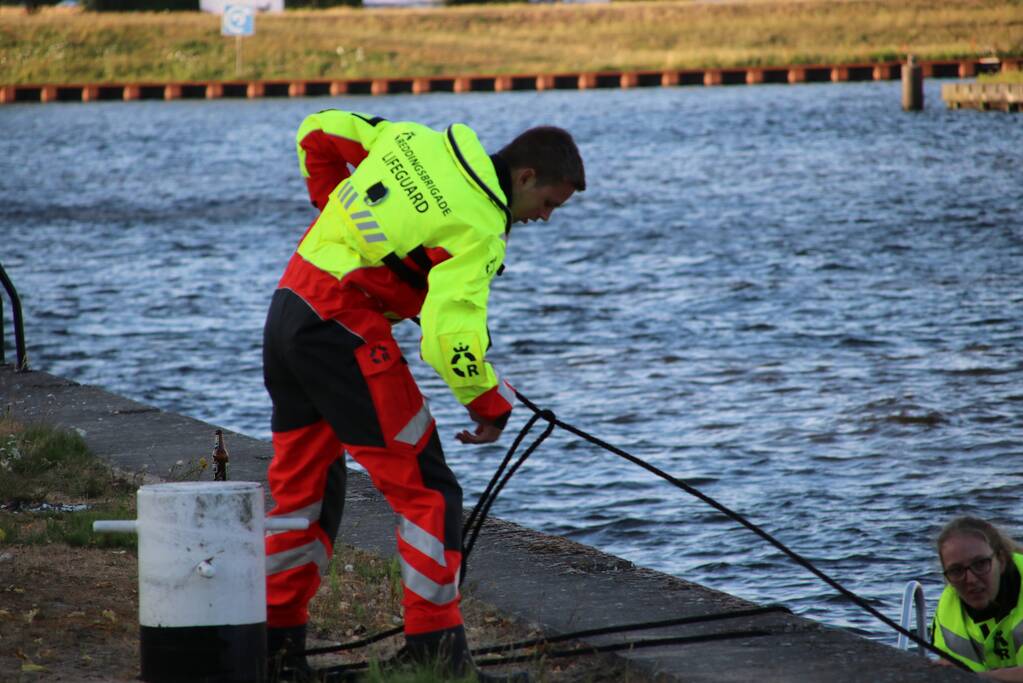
left=1, top=0, right=1021, bottom=86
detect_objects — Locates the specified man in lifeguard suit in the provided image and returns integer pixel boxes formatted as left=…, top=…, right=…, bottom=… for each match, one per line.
left=263, top=109, right=585, bottom=681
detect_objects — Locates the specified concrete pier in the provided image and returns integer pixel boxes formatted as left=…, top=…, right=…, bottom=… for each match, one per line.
left=942, top=83, right=1023, bottom=112
left=0, top=366, right=974, bottom=682
left=1, top=58, right=1017, bottom=106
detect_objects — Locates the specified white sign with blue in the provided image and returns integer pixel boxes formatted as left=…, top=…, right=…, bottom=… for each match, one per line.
left=221, top=5, right=255, bottom=37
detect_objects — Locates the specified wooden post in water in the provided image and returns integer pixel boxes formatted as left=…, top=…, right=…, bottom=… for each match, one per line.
left=902, top=55, right=924, bottom=111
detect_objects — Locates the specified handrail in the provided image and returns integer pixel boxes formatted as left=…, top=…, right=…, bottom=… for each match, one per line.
left=896, top=580, right=928, bottom=654
left=0, top=262, right=28, bottom=371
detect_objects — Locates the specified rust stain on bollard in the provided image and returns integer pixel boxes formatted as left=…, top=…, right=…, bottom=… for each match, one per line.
left=704, top=70, right=722, bottom=86
left=578, top=73, right=596, bottom=89
left=661, top=71, right=679, bottom=87
left=206, top=83, right=222, bottom=99
left=164, top=84, right=181, bottom=100
left=123, top=84, right=140, bottom=101
left=494, top=75, right=513, bottom=92
left=246, top=81, right=263, bottom=98
left=746, top=69, right=764, bottom=85
left=289, top=81, right=306, bottom=97
left=788, top=67, right=806, bottom=84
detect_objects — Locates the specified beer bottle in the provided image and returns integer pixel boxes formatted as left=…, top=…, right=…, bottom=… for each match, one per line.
left=213, top=429, right=229, bottom=481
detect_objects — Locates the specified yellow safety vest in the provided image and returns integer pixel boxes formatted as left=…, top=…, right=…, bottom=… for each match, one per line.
left=932, top=552, right=1023, bottom=671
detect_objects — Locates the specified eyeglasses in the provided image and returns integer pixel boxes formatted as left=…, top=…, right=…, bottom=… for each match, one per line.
left=943, top=555, right=994, bottom=583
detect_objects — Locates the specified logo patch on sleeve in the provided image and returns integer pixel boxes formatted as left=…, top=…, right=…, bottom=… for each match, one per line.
left=440, top=333, right=483, bottom=386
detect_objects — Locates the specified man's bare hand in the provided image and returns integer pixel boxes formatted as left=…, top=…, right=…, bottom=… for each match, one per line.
left=455, top=409, right=503, bottom=444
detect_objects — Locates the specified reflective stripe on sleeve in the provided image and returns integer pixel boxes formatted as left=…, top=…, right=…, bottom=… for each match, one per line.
left=399, top=556, right=459, bottom=605
left=497, top=378, right=515, bottom=406
left=398, top=516, right=447, bottom=568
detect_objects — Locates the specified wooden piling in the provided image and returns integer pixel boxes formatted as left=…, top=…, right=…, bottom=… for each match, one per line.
left=902, top=55, right=924, bottom=111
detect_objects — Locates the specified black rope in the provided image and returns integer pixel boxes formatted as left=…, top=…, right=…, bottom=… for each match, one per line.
left=313, top=628, right=773, bottom=679
left=512, top=390, right=968, bottom=670
left=472, top=604, right=790, bottom=656
left=307, top=389, right=964, bottom=671
left=306, top=413, right=554, bottom=657
left=474, top=629, right=773, bottom=667
left=304, top=626, right=401, bottom=657
left=460, top=410, right=555, bottom=583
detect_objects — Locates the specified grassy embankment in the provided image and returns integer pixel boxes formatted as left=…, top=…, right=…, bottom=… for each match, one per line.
left=0, top=0, right=1021, bottom=85
left=0, top=415, right=639, bottom=681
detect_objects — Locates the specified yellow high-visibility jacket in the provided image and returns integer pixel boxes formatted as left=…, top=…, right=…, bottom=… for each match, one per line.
left=281, top=110, right=515, bottom=425
left=932, top=553, right=1023, bottom=671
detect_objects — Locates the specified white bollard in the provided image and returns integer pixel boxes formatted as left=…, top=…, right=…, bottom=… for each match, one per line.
left=93, top=481, right=308, bottom=683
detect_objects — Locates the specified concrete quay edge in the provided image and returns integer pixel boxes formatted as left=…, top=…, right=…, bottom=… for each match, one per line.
left=0, top=366, right=973, bottom=682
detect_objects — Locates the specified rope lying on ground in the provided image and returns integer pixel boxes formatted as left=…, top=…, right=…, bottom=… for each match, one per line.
left=510, top=390, right=966, bottom=670
left=307, top=391, right=965, bottom=672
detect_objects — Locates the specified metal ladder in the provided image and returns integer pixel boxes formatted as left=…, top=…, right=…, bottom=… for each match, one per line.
left=897, top=580, right=928, bottom=654
left=0, top=262, right=28, bottom=371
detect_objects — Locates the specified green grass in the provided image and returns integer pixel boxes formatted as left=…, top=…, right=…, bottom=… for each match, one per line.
left=0, top=415, right=137, bottom=549
left=1, top=0, right=1021, bottom=84
left=0, top=416, right=136, bottom=503
left=0, top=503, right=137, bottom=549
left=979, top=69, right=1023, bottom=82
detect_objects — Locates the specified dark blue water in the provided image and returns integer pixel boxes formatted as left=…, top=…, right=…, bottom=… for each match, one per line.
left=2, top=81, right=1021, bottom=642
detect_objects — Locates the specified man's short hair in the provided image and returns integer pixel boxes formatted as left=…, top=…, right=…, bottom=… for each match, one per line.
left=497, top=126, right=585, bottom=192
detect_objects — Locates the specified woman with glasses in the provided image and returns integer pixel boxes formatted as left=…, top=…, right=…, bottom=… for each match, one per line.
left=933, top=516, right=1023, bottom=680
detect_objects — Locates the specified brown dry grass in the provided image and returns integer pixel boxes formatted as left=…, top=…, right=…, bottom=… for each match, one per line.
left=1, top=0, right=1021, bottom=84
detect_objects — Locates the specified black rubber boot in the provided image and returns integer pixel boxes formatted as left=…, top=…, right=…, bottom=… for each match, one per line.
left=267, top=624, right=315, bottom=683
left=404, top=625, right=530, bottom=682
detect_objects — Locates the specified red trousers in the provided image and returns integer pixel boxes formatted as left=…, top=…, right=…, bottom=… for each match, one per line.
left=262, top=288, right=464, bottom=635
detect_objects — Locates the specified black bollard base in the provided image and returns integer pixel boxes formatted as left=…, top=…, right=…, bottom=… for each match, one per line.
left=140, top=622, right=267, bottom=683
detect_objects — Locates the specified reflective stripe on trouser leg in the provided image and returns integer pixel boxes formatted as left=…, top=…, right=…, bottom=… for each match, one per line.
left=347, top=427, right=463, bottom=635
left=265, top=419, right=344, bottom=627
left=265, top=295, right=465, bottom=634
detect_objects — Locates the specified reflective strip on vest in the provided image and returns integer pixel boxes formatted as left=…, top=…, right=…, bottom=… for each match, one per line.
left=398, top=516, right=447, bottom=568
left=336, top=181, right=388, bottom=243
left=399, top=556, right=459, bottom=605
left=940, top=625, right=985, bottom=666
left=267, top=540, right=330, bottom=577
left=394, top=401, right=432, bottom=446
left=339, top=182, right=358, bottom=209
left=266, top=501, right=323, bottom=535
